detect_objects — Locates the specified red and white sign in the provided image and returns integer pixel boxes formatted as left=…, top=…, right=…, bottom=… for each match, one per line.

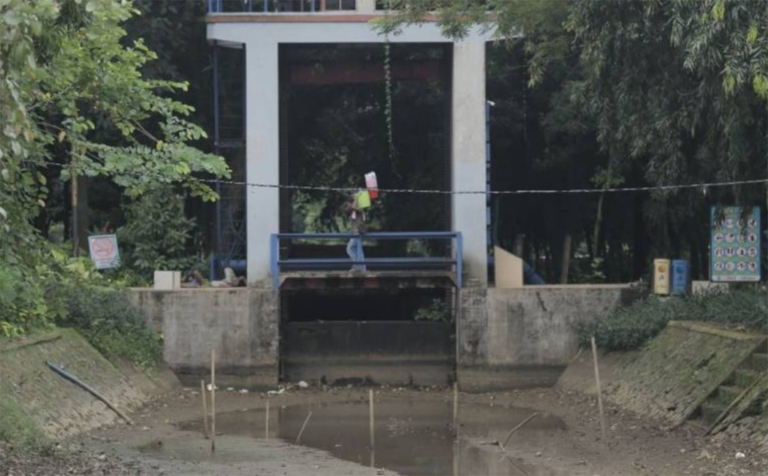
left=88, top=235, right=121, bottom=269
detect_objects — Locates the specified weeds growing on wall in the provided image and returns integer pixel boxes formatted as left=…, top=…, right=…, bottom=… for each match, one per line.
left=414, top=299, right=452, bottom=322
left=578, top=287, right=768, bottom=351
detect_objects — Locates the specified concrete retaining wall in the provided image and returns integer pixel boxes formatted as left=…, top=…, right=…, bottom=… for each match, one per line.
left=282, top=321, right=454, bottom=386
left=130, top=285, right=636, bottom=391
left=129, top=288, right=279, bottom=389
left=458, top=285, right=636, bottom=390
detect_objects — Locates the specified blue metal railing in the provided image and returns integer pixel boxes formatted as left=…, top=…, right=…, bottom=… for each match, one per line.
left=207, top=0, right=358, bottom=13
left=270, top=232, right=463, bottom=289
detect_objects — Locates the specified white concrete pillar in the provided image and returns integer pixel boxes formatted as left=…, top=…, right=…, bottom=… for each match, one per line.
left=452, top=42, right=488, bottom=285
left=357, top=0, right=376, bottom=13
left=245, top=41, right=280, bottom=284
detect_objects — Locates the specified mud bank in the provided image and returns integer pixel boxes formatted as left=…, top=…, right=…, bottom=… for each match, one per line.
left=83, top=386, right=767, bottom=476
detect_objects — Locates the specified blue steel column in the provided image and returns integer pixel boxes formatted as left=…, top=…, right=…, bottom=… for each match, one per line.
left=271, top=234, right=280, bottom=289
left=213, top=41, right=222, bottom=280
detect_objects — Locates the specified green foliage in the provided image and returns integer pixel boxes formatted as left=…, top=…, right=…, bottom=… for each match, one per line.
left=414, top=299, right=451, bottom=322
left=578, top=288, right=768, bottom=351
left=53, top=284, right=161, bottom=369
left=0, top=0, right=228, bottom=336
left=0, top=245, right=160, bottom=367
left=118, top=186, right=199, bottom=280
left=577, top=296, right=684, bottom=351
left=0, top=265, right=50, bottom=337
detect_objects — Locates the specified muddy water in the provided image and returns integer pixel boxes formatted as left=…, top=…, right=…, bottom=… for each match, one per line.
left=175, top=396, right=566, bottom=475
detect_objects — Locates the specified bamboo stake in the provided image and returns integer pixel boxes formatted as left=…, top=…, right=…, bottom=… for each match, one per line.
left=265, top=399, right=270, bottom=439
left=369, top=389, right=375, bottom=449
left=591, top=336, right=607, bottom=441
left=211, top=349, right=216, bottom=452
left=296, top=411, right=312, bottom=444
left=452, top=382, right=459, bottom=438
left=200, top=380, right=209, bottom=439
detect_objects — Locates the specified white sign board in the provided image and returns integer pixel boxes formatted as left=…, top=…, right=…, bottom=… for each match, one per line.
left=88, top=234, right=120, bottom=269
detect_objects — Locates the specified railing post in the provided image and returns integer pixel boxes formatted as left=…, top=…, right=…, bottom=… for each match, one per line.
left=263, top=0, right=269, bottom=12
left=456, top=233, right=463, bottom=288
left=248, top=0, right=254, bottom=12
left=271, top=234, right=280, bottom=290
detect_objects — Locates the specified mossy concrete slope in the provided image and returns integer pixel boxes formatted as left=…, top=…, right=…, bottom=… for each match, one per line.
left=605, top=321, right=766, bottom=427
left=0, top=329, right=176, bottom=440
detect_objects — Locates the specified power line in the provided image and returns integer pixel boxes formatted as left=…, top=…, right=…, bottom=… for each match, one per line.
left=23, top=158, right=768, bottom=196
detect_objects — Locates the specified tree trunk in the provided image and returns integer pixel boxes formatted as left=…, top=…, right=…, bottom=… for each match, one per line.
left=71, top=172, right=89, bottom=257
left=71, top=167, right=79, bottom=257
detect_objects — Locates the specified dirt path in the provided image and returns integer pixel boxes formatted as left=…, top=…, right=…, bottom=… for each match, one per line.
left=4, top=385, right=766, bottom=476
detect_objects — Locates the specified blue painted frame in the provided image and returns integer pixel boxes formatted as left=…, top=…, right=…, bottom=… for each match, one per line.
left=271, top=232, right=464, bottom=289
left=208, top=0, right=323, bottom=13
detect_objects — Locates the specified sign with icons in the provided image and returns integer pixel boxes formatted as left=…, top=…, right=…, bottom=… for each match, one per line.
left=88, top=234, right=121, bottom=270
left=710, top=206, right=761, bottom=282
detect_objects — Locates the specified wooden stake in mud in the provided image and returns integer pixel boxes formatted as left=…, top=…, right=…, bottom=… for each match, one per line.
left=369, top=389, right=375, bottom=449
left=452, top=382, right=459, bottom=438
left=296, top=411, right=312, bottom=444
left=265, top=399, right=270, bottom=439
left=211, top=349, right=216, bottom=452
left=590, top=336, right=607, bottom=441
left=200, top=380, right=209, bottom=439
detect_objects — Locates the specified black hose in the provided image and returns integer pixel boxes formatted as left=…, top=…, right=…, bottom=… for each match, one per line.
left=45, top=360, right=133, bottom=425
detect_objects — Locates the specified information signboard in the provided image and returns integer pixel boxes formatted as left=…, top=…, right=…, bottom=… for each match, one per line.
left=88, top=234, right=121, bottom=270
left=710, top=206, right=761, bottom=282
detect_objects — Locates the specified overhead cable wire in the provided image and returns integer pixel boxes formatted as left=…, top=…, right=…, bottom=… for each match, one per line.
left=21, top=157, right=768, bottom=196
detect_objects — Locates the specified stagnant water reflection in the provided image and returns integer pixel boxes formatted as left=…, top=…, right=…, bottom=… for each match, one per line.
left=176, top=397, right=566, bottom=476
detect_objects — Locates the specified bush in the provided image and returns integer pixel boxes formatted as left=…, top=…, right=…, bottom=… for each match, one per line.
left=0, top=265, right=50, bottom=337
left=52, top=284, right=162, bottom=369
left=118, top=187, right=200, bottom=281
left=577, top=287, right=768, bottom=351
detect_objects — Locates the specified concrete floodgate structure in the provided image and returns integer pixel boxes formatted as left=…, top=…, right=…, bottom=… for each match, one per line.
left=130, top=285, right=635, bottom=390
left=129, top=2, right=637, bottom=391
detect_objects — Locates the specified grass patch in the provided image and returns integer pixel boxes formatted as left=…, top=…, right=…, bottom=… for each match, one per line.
left=577, top=287, right=768, bottom=351
left=0, top=396, right=47, bottom=451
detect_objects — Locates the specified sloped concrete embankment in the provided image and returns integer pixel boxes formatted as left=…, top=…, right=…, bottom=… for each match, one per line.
left=0, top=329, right=177, bottom=440
left=558, top=321, right=768, bottom=450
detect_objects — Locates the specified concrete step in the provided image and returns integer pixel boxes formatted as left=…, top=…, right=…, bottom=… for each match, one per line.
left=712, top=385, right=742, bottom=407
left=700, top=401, right=726, bottom=426
left=732, top=368, right=761, bottom=389
left=750, top=353, right=768, bottom=372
